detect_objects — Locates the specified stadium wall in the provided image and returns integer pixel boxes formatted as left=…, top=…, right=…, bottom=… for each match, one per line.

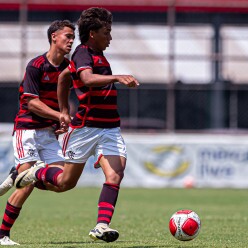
left=1, top=123, right=248, bottom=189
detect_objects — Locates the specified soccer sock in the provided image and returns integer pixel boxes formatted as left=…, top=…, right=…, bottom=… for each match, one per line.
left=35, top=167, right=63, bottom=186
left=0, top=202, right=21, bottom=238
left=97, top=182, right=120, bottom=225
left=34, top=181, right=47, bottom=190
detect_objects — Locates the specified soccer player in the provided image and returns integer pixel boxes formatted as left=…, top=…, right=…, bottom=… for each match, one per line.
left=15, top=7, right=139, bottom=243
left=0, top=20, right=75, bottom=246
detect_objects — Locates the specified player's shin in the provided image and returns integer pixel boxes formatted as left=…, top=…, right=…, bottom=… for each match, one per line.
left=0, top=202, right=21, bottom=238
left=97, top=182, right=120, bottom=225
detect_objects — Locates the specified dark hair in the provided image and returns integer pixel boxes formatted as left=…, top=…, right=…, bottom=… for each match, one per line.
left=47, top=20, right=75, bottom=44
left=77, top=7, right=113, bottom=43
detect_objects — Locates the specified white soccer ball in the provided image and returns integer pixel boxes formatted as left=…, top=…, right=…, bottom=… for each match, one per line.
left=169, top=209, right=201, bottom=241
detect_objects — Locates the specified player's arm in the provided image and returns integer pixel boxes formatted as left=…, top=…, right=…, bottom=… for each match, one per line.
left=27, top=98, right=60, bottom=121
left=57, top=67, right=72, bottom=127
left=80, top=69, right=139, bottom=88
left=24, top=65, right=60, bottom=121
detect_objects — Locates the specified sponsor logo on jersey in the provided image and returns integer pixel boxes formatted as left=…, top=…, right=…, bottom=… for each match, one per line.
left=43, top=75, right=50, bottom=81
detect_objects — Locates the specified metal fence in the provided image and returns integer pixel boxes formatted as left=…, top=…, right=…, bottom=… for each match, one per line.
left=1, top=1, right=248, bottom=132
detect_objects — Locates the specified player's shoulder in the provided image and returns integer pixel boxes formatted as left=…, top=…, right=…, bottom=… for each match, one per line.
left=27, top=54, right=46, bottom=69
left=73, top=44, right=91, bottom=55
left=68, top=60, right=76, bottom=72
left=64, top=57, right=70, bottom=65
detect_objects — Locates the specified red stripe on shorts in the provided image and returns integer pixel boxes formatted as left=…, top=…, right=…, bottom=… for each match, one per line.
left=16, top=130, right=24, bottom=158
left=62, top=130, right=73, bottom=156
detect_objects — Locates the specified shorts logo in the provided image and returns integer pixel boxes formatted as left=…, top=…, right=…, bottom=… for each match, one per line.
left=27, top=149, right=36, bottom=157
left=68, top=151, right=75, bottom=159
left=41, top=175, right=45, bottom=181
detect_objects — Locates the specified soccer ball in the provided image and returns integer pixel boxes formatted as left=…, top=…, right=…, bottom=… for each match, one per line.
left=169, top=209, right=201, bottom=241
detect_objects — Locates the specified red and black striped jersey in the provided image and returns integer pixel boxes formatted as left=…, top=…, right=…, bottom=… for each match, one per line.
left=68, top=44, right=120, bottom=128
left=14, top=53, right=70, bottom=130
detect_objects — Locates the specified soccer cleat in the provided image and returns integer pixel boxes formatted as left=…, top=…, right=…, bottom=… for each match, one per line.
left=89, top=224, right=119, bottom=243
left=0, top=167, right=17, bottom=196
left=14, top=162, right=45, bottom=189
left=0, top=236, right=20, bottom=245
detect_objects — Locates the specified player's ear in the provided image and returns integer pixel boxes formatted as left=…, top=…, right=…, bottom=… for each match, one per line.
left=51, top=32, right=56, bottom=44
left=89, top=30, right=96, bottom=39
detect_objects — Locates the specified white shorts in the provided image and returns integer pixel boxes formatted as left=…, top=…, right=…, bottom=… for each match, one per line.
left=62, top=127, right=127, bottom=167
left=13, top=127, right=64, bottom=168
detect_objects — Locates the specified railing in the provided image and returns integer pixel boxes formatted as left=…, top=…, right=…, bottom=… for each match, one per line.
left=1, top=2, right=248, bottom=131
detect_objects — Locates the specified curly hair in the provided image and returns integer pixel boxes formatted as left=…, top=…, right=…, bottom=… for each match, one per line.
left=47, top=20, right=75, bottom=44
left=77, top=7, right=113, bottom=44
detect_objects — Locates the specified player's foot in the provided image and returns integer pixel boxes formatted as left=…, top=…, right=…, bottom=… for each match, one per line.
left=89, top=224, right=119, bottom=243
left=0, top=167, right=17, bottom=196
left=0, top=236, right=20, bottom=245
left=14, top=162, right=45, bottom=189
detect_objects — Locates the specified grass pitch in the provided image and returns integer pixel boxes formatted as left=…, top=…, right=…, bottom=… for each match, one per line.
left=0, top=187, right=247, bottom=247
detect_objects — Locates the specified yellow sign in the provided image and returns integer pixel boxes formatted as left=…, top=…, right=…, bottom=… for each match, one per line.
left=144, top=146, right=190, bottom=177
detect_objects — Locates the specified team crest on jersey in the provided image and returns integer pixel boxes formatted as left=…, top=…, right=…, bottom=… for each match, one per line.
left=68, top=150, right=75, bottom=159
left=27, top=149, right=36, bottom=157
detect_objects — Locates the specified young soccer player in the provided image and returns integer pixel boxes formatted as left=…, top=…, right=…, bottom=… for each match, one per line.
left=15, top=7, right=139, bottom=243
left=0, top=20, right=75, bottom=245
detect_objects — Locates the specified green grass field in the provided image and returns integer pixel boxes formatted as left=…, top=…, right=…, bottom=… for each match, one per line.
left=0, top=188, right=247, bottom=247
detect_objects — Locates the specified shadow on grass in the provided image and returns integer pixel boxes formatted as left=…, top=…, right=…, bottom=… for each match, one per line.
left=126, top=246, right=173, bottom=248
left=125, top=246, right=206, bottom=248
left=21, top=240, right=206, bottom=248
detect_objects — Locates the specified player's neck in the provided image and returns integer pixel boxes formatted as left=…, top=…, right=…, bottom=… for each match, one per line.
left=46, top=50, right=65, bottom=67
left=85, top=41, right=102, bottom=53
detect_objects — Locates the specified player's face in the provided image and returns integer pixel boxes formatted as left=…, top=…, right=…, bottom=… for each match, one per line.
left=91, top=24, right=112, bottom=51
left=52, top=26, right=75, bottom=54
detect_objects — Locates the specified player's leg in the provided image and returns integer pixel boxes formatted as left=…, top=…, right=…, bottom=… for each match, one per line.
left=34, top=130, right=65, bottom=189
left=16, top=127, right=91, bottom=191
left=15, top=128, right=65, bottom=190
left=0, top=129, right=48, bottom=245
left=0, top=186, right=34, bottom=237
left=16, top=162, right=86, bottom=192
left=32, top=162, right=64, bottom=191
left=89, top=127, right=127, bottom=242
left=31, top=161, right=85, bottom=192
left=55, top=162, right=85, bottom=191
left=15, top=161, right=85, bottom=192
left=0, top=128, right=38, bottom=195
left=0, top=161, right=36, bottom=246
left=89, top=155, right=126, bottom=243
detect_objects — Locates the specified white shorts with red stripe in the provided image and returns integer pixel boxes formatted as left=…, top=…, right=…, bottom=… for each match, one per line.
left=13, top=127, right=64, bottom=168
left=62, top=127, right=127, bottom=167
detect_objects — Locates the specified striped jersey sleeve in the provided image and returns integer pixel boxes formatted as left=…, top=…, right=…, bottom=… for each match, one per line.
left=14, top=54, right=70, bottom=130
left=23, top=60, right=43, bottom=98
left=73, top=45, right=93, bottom=73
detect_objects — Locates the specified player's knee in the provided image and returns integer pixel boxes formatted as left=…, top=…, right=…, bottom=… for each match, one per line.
left=107, top=170, right=124, bottom=184
left=118, top=170, right=124, bottom=181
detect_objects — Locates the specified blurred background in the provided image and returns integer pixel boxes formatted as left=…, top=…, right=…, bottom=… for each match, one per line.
left=1, top=0, right=248, bottom=188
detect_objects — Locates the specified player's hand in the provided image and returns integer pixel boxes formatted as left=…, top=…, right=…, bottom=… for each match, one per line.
left=55, top=127, right=68, bottom=135
left=60, top=113, right=71, bottom=127
left=54, top=113, right=71, bottom=135
left=116, top=75, right=139, bottom=88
